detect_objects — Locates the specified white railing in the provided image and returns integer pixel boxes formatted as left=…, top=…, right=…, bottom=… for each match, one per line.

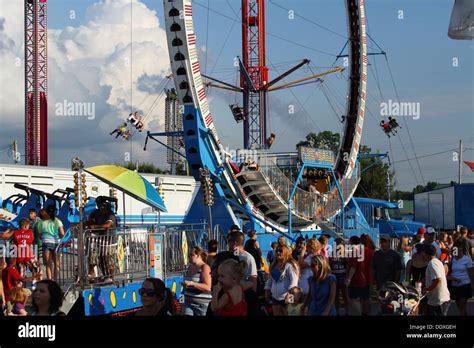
left=241, top=152, right=360, bottom=223
left=255, top=154, right=320, bottom=221
left=320, top=167, right=361, bottom=220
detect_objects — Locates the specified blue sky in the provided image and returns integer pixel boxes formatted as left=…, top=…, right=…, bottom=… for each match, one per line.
left=1, top=0, right=473, bottom=191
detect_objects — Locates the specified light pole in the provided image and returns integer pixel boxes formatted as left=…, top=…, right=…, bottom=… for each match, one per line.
left=72, top=157, right=85, bottom=289
left=199, top=168, right=214, bottom=240
left=458, top=139, right=463, bottom=184
left=387, top=171, right=391, bottom=201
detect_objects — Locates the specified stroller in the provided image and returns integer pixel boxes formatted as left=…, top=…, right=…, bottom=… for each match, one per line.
left=378, top=281, right=425, bottom=316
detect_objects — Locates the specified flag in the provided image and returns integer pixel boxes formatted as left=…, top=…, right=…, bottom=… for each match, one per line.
left=464, top=161, right=474, bottom=172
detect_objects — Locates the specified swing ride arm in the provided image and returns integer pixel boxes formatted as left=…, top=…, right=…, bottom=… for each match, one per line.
left=264, top=58, right=310, bottom=89
left=268, top=67, right=345, bottom=91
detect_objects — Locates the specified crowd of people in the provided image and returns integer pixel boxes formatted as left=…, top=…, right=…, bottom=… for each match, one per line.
left=0, top=205, right=65, bottom=315
left=0, top=197, right=117, bottom=316
left=156, top=225, right=473, bottom=317
left=1, top=214, right=472, bottom=317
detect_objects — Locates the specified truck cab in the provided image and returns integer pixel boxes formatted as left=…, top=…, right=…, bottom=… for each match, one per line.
left=354, top=197, right=428, bottom=237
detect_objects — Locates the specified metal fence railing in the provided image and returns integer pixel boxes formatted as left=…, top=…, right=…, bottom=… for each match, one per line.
left=57, top=227, right=80, bottom=292
left=56, top=224, right=211, bottom=292
left=257, top=154, right=320, bottom=221
left=239, top=152, right=360, bottom=223
left=213, top=224, right=228, bottom=253
left=320, top=166, right=361, bottom=221
left=78, top=228, right=150, bottom=285
left=153, top=223, right=210, bottom=275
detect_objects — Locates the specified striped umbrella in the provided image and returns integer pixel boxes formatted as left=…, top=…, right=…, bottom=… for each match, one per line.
left=84, top=165, right=167, bottom=213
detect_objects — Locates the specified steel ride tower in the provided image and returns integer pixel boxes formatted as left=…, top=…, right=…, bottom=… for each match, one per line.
left=25, top=0, right=48, bottom=166
left=241, top=0, right=268, bottom=150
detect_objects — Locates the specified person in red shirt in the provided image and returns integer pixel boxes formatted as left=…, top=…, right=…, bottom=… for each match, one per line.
left=1, top=258, right=23, bottom=303
left=1, top=219, right=36, bottom=276
left=345, top=236, right=371, bottom=315
left=211, top=259, right=247, bottom=316
left=437, top=232, right=450, bottom=263
left=361, top=234, right=376, bottom=283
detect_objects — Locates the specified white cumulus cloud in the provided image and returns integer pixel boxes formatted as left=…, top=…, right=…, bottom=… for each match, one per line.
left=1, top=0, right=171, bottom=166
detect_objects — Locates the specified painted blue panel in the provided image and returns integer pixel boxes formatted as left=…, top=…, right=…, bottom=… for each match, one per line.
left=455, top=184, right=474, bottom=229
left=354, top=197, right=398, bottom=209
left=82, top=282, right=143, bottom=316
left=82, top=275, right=186, bottom=316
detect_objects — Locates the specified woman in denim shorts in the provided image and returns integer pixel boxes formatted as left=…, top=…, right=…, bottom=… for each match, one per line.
left=37, top=205, right=65, bottom=281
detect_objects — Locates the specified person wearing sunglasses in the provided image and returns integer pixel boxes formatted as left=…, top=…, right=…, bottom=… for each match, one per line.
left=264, top=245, right=299, bottom=316
left=131, top=278, right=174, bottom=316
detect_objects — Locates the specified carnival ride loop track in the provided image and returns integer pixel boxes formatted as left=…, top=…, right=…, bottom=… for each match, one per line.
left=163, top=0, right=367, bottom=235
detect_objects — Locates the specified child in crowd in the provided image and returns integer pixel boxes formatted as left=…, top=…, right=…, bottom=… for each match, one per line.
left=211, top=259, right=247, bottom=316
left=7, top=287, right=30, bottom=316
left=1, top=258, right=23, bottom=304
left=286, top=286, right=305, bottom=316
left=0, top=219, right=36, bottom=277
left=304, top=254, right=337, bottom=316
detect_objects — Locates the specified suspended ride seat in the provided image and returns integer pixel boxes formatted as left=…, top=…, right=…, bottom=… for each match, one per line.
left=380, top=120, right=392, bottom=137
left=128, top=112, right=145, bottom=132
left=388, top=117, right=400, bottom=132
left=229, top=104, right=244, bottom=122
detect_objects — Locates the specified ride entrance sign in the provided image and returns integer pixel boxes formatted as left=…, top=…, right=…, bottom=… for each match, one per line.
left=149, top=234, right=163, bottom=279
left=298, top=146, right=335, bottom=167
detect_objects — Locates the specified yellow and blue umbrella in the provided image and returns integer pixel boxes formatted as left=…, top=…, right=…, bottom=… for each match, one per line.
left=84, top=165, right=167, bottom=212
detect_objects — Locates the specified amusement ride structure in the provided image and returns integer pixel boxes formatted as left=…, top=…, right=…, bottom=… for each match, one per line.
left=25, top=0, right=48, bottom=166
left=161, top=0, right=368, bottom=238
left=1, top=0, right=371, bottom=315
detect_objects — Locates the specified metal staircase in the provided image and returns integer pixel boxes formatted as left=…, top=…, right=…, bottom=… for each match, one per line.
left=235, top=153, right=361, bottom=230
left=236, top=154, right=317, bottom=227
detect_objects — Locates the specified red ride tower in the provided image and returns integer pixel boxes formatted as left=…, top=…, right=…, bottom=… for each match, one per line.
left=241, top=0, right=268, bottom=150
left=25, top=0, right=48, bottom=166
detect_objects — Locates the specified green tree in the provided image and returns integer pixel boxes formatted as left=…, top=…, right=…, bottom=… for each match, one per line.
left=413, top=181, right=440, bottom=195
left=296, top=131, right=340, bottom=153
left=393, top=190, right=413, bottom=200
left=118, top=161, right=190, bottom=176
left=119, top=161, right=168, bottom=174
left=175, top=161, right=188, bottom=176
left=355, top=145, right=395, bottom=200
